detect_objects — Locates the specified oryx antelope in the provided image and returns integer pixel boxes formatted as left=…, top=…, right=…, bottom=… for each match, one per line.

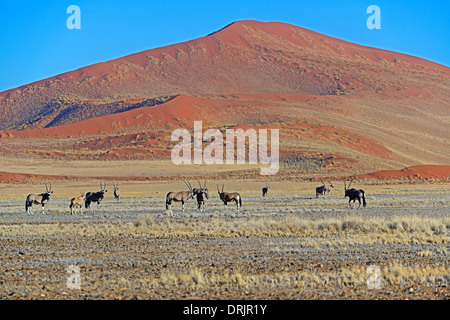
left=195, top=181, right=209, bottom=212
left=69, top=193, right=85, bottom=215
left=344, top=179, right=366, bottom=208
left=316, top=179, right=334, bottom=198
left=113, top=181, right=120, bottom=200
left=166, top=180, right=195, bottom=211
left=217, top=184, right=242, bottom=211
left=85, top=182, right=107, bottom=209
left=262, top=181, right=270, bottom=197
left=25, top=184, right=53, bottom=214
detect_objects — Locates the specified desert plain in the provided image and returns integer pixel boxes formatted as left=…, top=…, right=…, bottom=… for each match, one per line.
left=0, top=158, right=449, bottom=300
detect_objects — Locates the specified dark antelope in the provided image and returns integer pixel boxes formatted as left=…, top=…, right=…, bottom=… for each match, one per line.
left=195, top=181, right=209, bottom=212
left=344, top=179, right=366, bottom=208
left=217, top=184, right=242, bottom=212
left=316, top=179, right=334, bottom=198
left=262, top=181, right=270, bottom=197
left=85, top=182, right=107, bottom=209
left=69, top=193, right=85, bottom=215
left=166, top=180, right=195, bottom=211
left=25, top=184, right=53, bottom=214
left=113, top=181, right=120, bottom=200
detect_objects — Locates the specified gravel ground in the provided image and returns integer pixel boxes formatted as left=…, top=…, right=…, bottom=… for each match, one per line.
left=0, top=189, right=449, bottom=300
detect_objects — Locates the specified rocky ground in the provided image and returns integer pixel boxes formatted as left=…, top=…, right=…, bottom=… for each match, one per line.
left=0, top=184, right=449, bottom=300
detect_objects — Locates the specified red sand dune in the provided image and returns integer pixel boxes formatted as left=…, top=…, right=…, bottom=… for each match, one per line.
left=0, top=20, right=448, bottom=178
left=0, top=94, right=394, bottom=162
left=352, top=165, right=450, bottom=180
left=2, top=164, right=449, bottom=184
left=0, top=94, right=198, bottom=137
left=0, top=171, right=71, bottom=184
left=0, top=171, right=157, bottom=184
left=1, top=20, right=448, bottom=130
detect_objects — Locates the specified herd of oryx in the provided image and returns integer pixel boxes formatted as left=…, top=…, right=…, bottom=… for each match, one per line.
left=23, top=178, right=366, bottom=215
left=166, top=180, right=242, bottom=212
left=25, top=182, right=120, bottom=215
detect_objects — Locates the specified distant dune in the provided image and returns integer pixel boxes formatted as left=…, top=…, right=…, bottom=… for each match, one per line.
left=0, top=20, right=448, bottom=180
left=353, top=165, right=450, bottom=180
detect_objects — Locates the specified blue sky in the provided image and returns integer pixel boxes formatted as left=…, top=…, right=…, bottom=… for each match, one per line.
left=0, top=0, right=448, bottom=92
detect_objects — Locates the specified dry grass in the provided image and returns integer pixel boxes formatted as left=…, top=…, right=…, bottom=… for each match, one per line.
left=113, top=260, right=449, bottom=292
left=1, top=214, right=448, bottom=245
left=383, top=261, right=449, bottom=287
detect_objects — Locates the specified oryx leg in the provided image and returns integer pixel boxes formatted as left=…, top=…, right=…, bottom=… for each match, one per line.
left=182, top=200, right=185, bottom=212
left=42, top=205, right=45, bottom=214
